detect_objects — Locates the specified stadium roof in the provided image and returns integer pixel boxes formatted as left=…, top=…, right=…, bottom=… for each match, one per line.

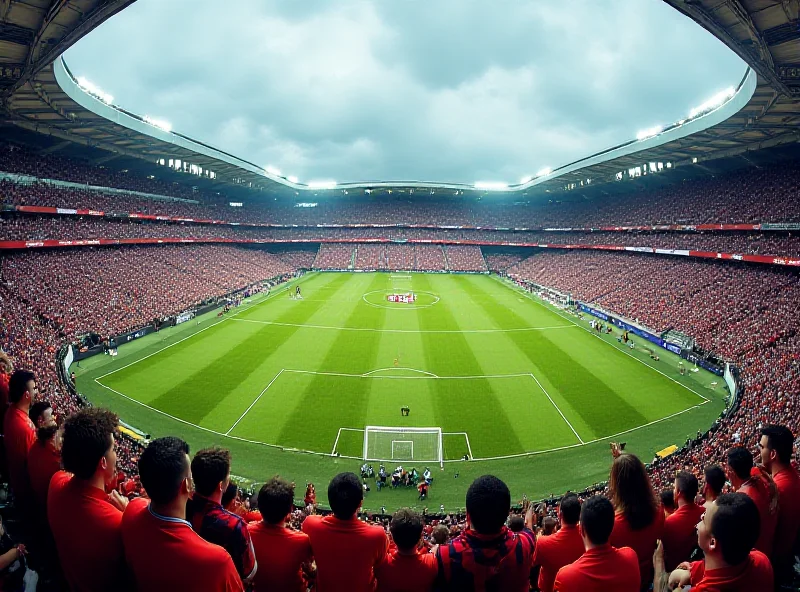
left=0, top=0, right=798, bottom=200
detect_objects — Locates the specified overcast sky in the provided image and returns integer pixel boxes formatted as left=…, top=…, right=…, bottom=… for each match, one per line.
left=65, top=0, right=746, bottom=185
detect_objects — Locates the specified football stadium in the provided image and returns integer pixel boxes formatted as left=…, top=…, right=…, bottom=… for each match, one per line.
left=1, top=0, right=799, bottom=590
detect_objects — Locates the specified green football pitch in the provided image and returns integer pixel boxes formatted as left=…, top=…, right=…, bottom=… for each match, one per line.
left=75, top=272, right=727, bottom=511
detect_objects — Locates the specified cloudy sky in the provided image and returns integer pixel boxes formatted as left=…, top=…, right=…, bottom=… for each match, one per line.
left=65, top=0, right=746, bottom=185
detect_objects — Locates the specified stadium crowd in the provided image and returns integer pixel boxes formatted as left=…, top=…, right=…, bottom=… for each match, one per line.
left=4, top=213, right=800, bottom=260
left=1, top=142, right=800, bottom=590
left=3, top=140, right=800, bottom=229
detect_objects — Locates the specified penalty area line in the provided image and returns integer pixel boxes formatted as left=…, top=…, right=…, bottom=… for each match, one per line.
left=528, top=373, right=585, bottom=445
left=225, top=369, right=285, bottom=436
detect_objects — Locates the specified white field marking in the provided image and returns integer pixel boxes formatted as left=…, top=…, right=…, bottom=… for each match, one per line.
left=282, top=369, right=533, bottom=380
left=362, top=289, right=441, bottom=311
left=362, top=367, right=439, bottom=378
left=331, top=428, right=343, bottom=455
left=96, top=374, right=707, bottom=463
left=494, top=275, right=711, bottom=403
left=528, top=373, right=585, bottom=445
left=225, top=369, right=285, bottom=436
left=454, top=432, right=474, bottom=460
left=468, top=402, right=707, bottom=462
left=93, top=277, right=310, bottom=382
left=231, top=317, right=574, bottom=334
left=95, top=377, right=350, bottom=459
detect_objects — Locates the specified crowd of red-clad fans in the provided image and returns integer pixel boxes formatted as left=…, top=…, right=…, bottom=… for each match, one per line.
left=1, top=141, right=800, bottom=590
left=0, top=356, right=797, bottom=591
left=3, top=141, right=800, bottom=227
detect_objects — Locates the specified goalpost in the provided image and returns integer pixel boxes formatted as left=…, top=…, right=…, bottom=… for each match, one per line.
left=363, top=426, right=444, bottom=468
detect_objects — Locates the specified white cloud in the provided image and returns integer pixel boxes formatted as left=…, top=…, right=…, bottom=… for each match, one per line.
left=65, top=0, right=746, bottom=184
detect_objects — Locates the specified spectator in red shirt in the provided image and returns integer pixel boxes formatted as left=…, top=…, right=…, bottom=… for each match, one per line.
left=186, top=447, right=257, bottom=585
left=702, top=464, right=726, bottom=510
left=376, top=508, right=437, bottom=592
left=759, top=424, right=800, bottom=584
left=533, top=493, right=584, bottom=592
left=121, top=436, right=243, bottom=592
left=662, top=470, right=704, bottom=571
left=302, top=472, right=388, bottom=592
left=553, top=495, right=640, bottom=592
left=249, top=476, right=313, bottom=592
left=664, top=493, right=773, bottom=591
left=608, top=452, right=664, bottom=590
left=27, top=401, right=60, bottom=511
left=726, top=446, right=777, bottom=557
left=436, top=475, right=536, bottom=591
left=4, top=370, right=37, bottom=504
left=48, top=407, right=129, bottom=591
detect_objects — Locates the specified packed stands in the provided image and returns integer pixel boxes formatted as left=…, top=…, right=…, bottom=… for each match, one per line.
left=313, top=243, right=354, bottom=269
left=1, top=245, right=293, bottom=339
left=4, top=140, right=800, bottom=229
left=444, top=245, right=488, bottom=272
left=354, top=244, right=388, bottom=270
left=484, top=250, right=529, bottom=272
left=414, top=245, right=447, bottom=271
left=386, top=244, right=414, bottom=270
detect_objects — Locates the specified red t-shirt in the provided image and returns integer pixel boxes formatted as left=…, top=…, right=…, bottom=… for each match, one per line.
left=553, top=544, right=640, bottom=592
left=302, top=514, right=389, bottom=592
left=772, top=467, right=800, bottom=563
left=739, top=478, right=777, bottom=557
left=121, top=498, right=243, bottom=592
left=47, top=470, right=126, bottom=591
left=3, top=406, right=35, bottom=497
left=27, top=439, right=61, bottom=511
left=248, top=521, right=312, bottom=592
left=689, top=550, right=774, bottom=591
left=608, top=508, right=664, bottom=589
left=661, top=502, right=704, bottom=571
left=534, top=524, right=585, bottom=592
left=375, top=549, right=437, bottom=592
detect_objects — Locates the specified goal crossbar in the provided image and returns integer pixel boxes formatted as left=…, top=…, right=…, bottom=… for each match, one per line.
left=363, top=426, right=444, bottom=468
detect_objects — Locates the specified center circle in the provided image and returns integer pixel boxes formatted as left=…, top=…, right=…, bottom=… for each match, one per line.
left=362, top=289, right=440, bottom=310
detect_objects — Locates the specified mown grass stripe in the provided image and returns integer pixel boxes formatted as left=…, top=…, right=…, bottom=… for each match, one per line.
left=147, top=273, right=353, bottom=424
left=415, top=275, right=525, bottom=457
left=276, top=274, right=388, bottom=449
left=454, top=275, right=648, bottom=437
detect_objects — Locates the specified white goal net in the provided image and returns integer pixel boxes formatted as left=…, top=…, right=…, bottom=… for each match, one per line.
left=363, top=426, right=444, bottom=468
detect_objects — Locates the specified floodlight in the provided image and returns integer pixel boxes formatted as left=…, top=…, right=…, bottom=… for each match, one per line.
left=636, top=125, right=663, bottom=141
left=77, top=76, right=113, bottom=104
left=519, top=175, right=533, bottom=184
left=308, top=180, right=337, bottom=189
left=689, top=86, right=735, bottom=119
left=143, top=116, right=172, bottom=132
left=474, top=181, right=508, bottom=191
left=287, top=175, right=299, bottom=184
left=536, top=167, right=552, bottom=177
left=265, top=166, right=281, bottom=176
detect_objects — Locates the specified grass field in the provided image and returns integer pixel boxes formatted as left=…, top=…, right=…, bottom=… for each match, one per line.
left=76, top=272, right=728, bottom=510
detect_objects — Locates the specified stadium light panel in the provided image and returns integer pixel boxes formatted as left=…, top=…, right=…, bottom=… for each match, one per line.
left=143, top=116, right=172, bottom=132
left=636, top=125, right=663, bottom=141
left=689, top=86, right=735, bottom=119
left=474, top=181, right=508, bottom=191
left=76, top=76, right=113, bottom=104
left=287, top=175, right=299, bottom=184
left=308, top=180, right=337, bottom=189
left=536, top=167, right=552, bottom=177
